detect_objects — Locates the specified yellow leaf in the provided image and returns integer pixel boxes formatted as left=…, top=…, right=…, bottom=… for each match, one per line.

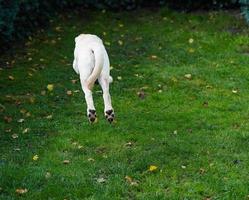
left=67, top=90, right=73, bottom=96
left=188, top=48, right=195, bottom=53
left=125, top=176, right=132, bottom=183
left=232, top=89, right=238, bottom=94
left=12, top=134, right=18, bottom=139
left=8, top=76, right=14, bottom=80
left=150, top=55, right=158, bottom=59
left=33, top=155, right=39, bottom=161
left=87, top=158, right=95, bottom=162
left=22, top=128, right=30, bottom=134
left=63, top=160, right=70, bottom=164
left=16, top=188, right=28, bottom=194
left=47, top=84, right=54, bottom=91
left=188, top=38, right=194, bottom=44
left=104, top=41, right=111, bottom=46
left=118, top=40, right=123, bottom=46
left=149, top=165, right=158, bottom=172
left=184, top=74, right=192, bottom=79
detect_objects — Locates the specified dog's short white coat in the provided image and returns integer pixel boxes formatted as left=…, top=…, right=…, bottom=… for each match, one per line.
left=73, top=34, right=114, bottom=119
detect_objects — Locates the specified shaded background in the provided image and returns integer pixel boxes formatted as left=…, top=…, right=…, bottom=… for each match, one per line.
left=0, top=0, right=248, bottom=51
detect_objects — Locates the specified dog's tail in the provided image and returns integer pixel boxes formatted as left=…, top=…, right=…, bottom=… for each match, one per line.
left=87, top=44, right=104, bottom=89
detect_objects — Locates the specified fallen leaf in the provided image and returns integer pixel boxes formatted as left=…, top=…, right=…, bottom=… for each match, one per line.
left=41, top=90, right=46, bottom=95
left=104, top=41, right=111, bottom=46
left=17, top=119, right=25, bottom=123
left=181, top=165, right=186, bottom=169
left=184, top=74, right=192, bottom=79
left=5, top=129, right=11, bottom=133
left=20, top=109, right=27, bottom=114
left=63, top=160, right=70, bottom=164
left=47, top=84, right=54, bottom=91
left=137, top=90, right=145, bottom=99
left=55, top=26, right=62, bottom=32
left=12, top=134, right=18, bottom=139
left=124, top=141, right=134, bottom=148
left=29, top=97, right=35, bottom=103
left=25, top=112, right=31, bottom=117
left=150, top=55, right=158, bottom=59
left=125, top=175, right=132, bottom=183
left=33, top=155, right=39, bottom=161
left=22, top=128, right=30, bottom=134
left=4, top=116, right=12, bottom=123
left=188, top=38, right=194, bottom=44
left=45, top=115, right=53, bottom=119
left=66, top=90, right=73, bottom=96
left=118, top=40, right=123, bottom=46
left=71, top=79, right=77, bottom=84
left=8, top=76, right=14, bottom=80
left=16, top=188, right=28, bottom=194
left=45, top=172, right=51, bottom=179
left=199, top=168, right=206, bottom=174
left=188, top=48, right=195, bottom=53
left=148, top=165, right=158, bottom=172
left=171, top=77, right=178, bottom=83
left=232, top=89, right=238, bottom=94
left=97, top=177, right=106, bottom=183
left=87, top=158, right=95, bottom=162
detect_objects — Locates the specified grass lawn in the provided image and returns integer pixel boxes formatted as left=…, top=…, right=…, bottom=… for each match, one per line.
left=1, top=7, right=249, bottom=199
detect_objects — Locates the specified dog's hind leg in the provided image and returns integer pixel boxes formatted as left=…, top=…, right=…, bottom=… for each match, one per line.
left=80, top=71, right=97, bottom=123
left=98, top=75, right=114, bottom=123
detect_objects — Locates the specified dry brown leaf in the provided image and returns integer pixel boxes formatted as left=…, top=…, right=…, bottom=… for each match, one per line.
left=137, top=90, right=145, bottom=100
left=4, top=116, right=12, bottom=123
left=71, top=79, right=77, bottom=84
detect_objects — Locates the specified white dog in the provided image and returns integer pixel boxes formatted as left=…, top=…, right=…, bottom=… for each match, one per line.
left=73, top=34, right=114, bottom=123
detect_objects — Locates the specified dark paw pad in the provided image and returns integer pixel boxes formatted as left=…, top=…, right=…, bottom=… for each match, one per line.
left=88, top=109, right=97, bottom=123
left=105, top=109, right=115, bottom=123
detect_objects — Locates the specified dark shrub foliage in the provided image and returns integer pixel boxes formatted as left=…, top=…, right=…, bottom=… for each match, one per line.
left=240, top=0, right=249, bottom=22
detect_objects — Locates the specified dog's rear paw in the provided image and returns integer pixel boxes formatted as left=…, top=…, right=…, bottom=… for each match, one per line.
left=105, top=109, right=115, bottom=123
left=88, top=109, right=97, bottom=123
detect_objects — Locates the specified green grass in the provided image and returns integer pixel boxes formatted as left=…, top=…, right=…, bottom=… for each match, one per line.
left=1, top=8, right=249, bottom=199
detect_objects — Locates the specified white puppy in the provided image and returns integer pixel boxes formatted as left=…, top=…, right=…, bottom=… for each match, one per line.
left=73, top=34, right=114, bottom=123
